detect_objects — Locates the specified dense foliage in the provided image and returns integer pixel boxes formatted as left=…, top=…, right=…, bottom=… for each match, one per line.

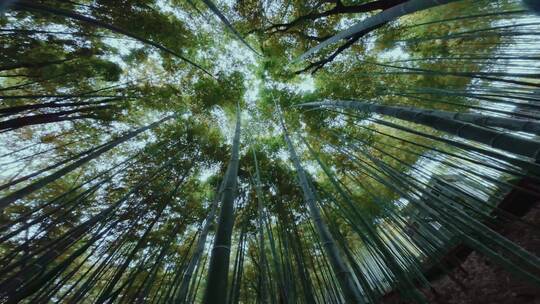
left=0, top=0, right=539, bottom=303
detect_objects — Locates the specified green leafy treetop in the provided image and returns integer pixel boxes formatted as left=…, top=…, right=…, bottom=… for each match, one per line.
left=0, top=0, right=539, bottom=303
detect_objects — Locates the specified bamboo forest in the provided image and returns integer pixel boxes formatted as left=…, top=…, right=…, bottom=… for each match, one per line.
left=1, top=0, right=540, bottom=303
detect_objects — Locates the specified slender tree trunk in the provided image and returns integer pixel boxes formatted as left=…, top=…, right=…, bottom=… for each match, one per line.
left=300, top=0, right=459, bottom=60
left=267, top=0, right=407, bottom=33
left=0, top=97, right=127, bottom=117
left=0, top=105, right=111, bottom=131
left=252, top=148, right=269, bottom=304
left=4, top=223, right=116, bottom=303
left=176, top=183, right=223, bottom=303
left=299, top=101, right=540, bottom=159
left=0, top=57, right=75, bottom=72
left=276, top=106, right=364, bottom=303
left=0, top=114, right=176, bottom=210
left=202, top=105, right=241, bottom=304
left=134, top=221, right=184, bottom=303
left=200, top=0, right=260, bottom=55
left=0, top=94, right=118, bottom=99
left=0, top=214, right=119, bottom=300
left=95, top=206, right=165, bottom=304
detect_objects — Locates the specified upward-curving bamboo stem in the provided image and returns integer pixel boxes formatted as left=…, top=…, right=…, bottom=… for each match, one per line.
left=299, top=0, right=459, bottom=60
left=176, top=182, right=223, bottom=303
left=251, top=147, right=270, bottom=304
left=298, top=100, right=540, bottom=160
left=0, top=114, right=177, bottom=211
left=276, top=103, right=364, bottom=303
left=203, top=104, right=242, bottom=304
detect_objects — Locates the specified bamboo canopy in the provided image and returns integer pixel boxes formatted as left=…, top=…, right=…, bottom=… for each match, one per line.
left=0, top=0, right=539, bottom=303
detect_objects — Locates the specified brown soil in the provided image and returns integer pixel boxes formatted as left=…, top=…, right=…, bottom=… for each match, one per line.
left=382, top=204, right=540, bottom=304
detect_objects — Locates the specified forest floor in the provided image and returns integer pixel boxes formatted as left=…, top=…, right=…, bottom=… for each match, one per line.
left=383, top=203, right=540, bottom=304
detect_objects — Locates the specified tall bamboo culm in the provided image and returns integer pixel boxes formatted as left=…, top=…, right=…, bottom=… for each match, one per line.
left=276, top=103, right=364, bottom=303
left=203, top=104, right=242, bottom=304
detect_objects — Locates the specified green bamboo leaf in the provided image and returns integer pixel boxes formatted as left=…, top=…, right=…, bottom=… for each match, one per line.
left=11, top=1, right=215, bottom=77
